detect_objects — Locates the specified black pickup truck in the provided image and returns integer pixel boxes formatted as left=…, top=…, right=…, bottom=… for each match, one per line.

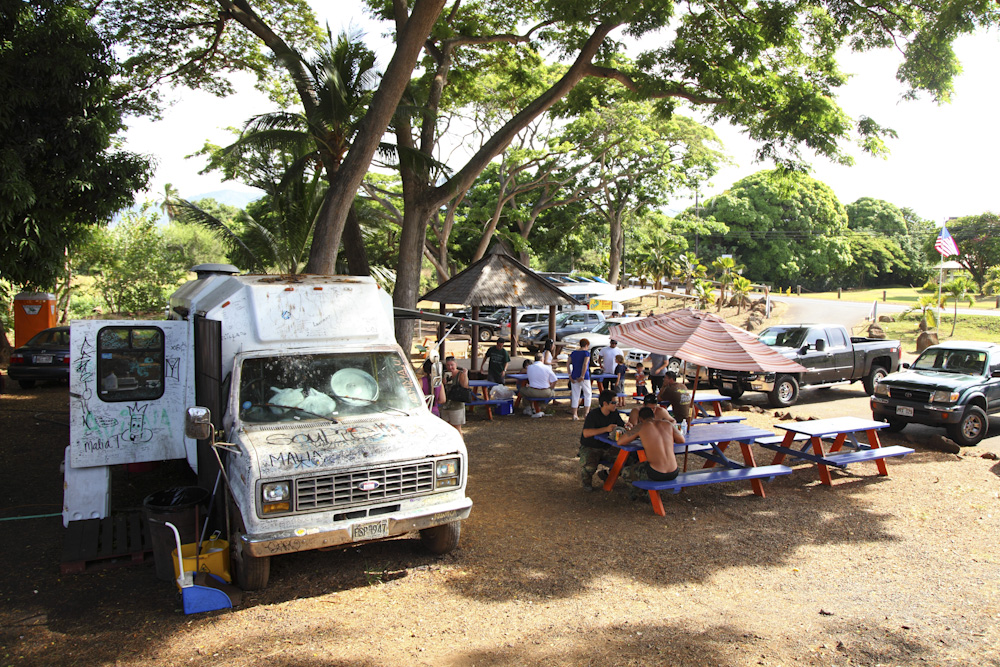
left=709, top=324, right=902, bottom=408
left=871, top=341, right=1000, bottom=446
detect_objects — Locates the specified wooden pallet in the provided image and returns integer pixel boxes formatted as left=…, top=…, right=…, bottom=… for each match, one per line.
left=61, top=512, right=152, bottom=574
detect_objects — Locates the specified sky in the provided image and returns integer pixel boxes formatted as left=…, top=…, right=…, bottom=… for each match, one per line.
left=123, top=9, right=1000, bottom=226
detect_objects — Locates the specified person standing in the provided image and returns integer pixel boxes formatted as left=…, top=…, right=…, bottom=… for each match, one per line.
left=578, top=389, right=627, bottom=491
left=419, top=359, right=445, bottom=417
left=568, top=338, right=593, bottom=421
left=480, top=337, right=510, bottom=384
left=441, top=356, right=471, bottom=433
left=599, top=339, right=620, bottom=391
left=648, top=352, right=669, bottom=395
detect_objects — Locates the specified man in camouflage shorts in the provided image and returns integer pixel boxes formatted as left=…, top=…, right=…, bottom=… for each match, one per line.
left=577, top=390, right=627, bottom=491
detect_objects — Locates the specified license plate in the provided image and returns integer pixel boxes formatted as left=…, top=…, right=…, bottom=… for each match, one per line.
left=33, top=355, right=52, bottom=364
left=896, top=406, right=914, bottom=416
left=352, top=518, right=389, bottom=541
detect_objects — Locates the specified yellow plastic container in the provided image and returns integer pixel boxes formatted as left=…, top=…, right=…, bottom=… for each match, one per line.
left=171, top=539, right=231, bottom=589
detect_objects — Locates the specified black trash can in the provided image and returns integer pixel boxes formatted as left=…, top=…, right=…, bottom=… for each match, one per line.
left=143, top=487, right=211, bottom=581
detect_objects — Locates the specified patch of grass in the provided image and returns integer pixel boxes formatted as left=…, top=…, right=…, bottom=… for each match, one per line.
left=879, top=311, right=1000, bottom=353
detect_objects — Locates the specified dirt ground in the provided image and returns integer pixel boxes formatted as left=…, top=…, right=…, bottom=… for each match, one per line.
left=2, top=373, right=1000, bottom=667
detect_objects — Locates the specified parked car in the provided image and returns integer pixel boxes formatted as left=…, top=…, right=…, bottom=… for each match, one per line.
left=7, top=326, right=71, bottom=389
left=706, top=324, right=901, bottom=407
left=447, top=308, right=506, bottom=341
left=497, top=309, right=551, bottom=342
left=522, top=311, right=606, bottom=351
left=562, top=316, right=640, bottom=362
left=871, top=341, right=1000, bottom=446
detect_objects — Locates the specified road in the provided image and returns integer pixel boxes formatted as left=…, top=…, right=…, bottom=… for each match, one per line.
left=771, top=294, right=1000, bottom=329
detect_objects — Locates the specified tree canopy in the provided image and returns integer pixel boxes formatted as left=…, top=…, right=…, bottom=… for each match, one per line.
left=0, top=0, right=151, bottom=289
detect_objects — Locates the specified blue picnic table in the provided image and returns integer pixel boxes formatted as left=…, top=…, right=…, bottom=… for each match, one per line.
left=596, top=422, right=793, bottom=515
left=759, top=416, right=914, bottom=485
left=466, top=379, right=509, bottom=419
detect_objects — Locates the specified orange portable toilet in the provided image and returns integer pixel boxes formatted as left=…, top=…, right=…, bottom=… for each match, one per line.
left=13, top=291, right=57, bottom=347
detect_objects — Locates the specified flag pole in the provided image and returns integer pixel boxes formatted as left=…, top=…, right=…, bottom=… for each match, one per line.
left=937, top=258, right=943, bottom=337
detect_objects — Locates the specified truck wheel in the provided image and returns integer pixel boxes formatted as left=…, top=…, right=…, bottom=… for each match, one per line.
left=478, top=328, right=492, bottom=342
left=947, top=406, right=988, bottom=447
left=882, top=419, right=907, bottom=433
left=229, top=503, right=270, bottom=590
left=667, top=358, right=682, bottom=374
left=767, top=375, right=799, bottom=408
left=420, top=521, right=461, bottom=555
left=863, top=366, right=888, bottom=396
left=718, top=385, right=744, bottom=399
left=17, top=380, right=36, bottom=389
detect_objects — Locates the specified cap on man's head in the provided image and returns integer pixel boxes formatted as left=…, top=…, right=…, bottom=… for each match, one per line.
left=664, top=370, right=678, bottom=380
left=642, top=394, right=658, bottom=405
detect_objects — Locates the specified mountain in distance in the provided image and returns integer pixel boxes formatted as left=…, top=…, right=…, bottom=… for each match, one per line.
left=187, top=188, right=262, bottom=208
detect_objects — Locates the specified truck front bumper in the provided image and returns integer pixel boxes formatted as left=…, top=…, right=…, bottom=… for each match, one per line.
left=870, top=396, right=964, bottom=426
left=242, top=495, right=473, bottom=558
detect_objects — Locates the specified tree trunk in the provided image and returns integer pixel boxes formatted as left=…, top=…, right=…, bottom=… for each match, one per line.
left=608, top=214, right=623, bottom=285
left=341, top=204, right=370, bottom=276
left=393, top=203, right=435, bottom=348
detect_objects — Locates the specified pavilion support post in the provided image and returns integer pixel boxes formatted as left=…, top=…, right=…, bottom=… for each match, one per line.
left=471, top=305, right=480, bottom=372
left=548, top=305, right=557, bottom=343
left=438, top=303, right=447, bottom=361
left=510, top=306, right=517, bottom=359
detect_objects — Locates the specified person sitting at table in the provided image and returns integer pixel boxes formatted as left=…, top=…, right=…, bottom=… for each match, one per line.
left=521, top=353, right=559, bottom=418
left=578, top=389, right=627, bottom=492
left=617, top=406, right=685, bottom=499
left=627, top=394, right=670, bottom=428
left=656, top=370, right=689, bottom=423
left=541, top=338, right=555, bottom=366
left=480, top=337, right=510, bottom=384
left=569, top=338, right=593, bottom=421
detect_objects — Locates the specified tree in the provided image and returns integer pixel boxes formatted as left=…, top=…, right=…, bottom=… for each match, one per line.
left=676, top=252, right=707, bottom=295
left=101, top=0, right=996, bottom=347
left=701, top=171, right=851, bottom=290
left=711, top=256, right=743, bottom=310
left=692, top=279, right=716, bottom=310
left=730, top=276, right=752, bottom=315
left=80, top=206, right=186, bottom=314
left=936, top=213, right=1000, bottom=292
left=845, top=197, right=927, bottom=286
left=0, top=0, right=151, bottom=290
left=940, top=277, right=977, bottom=337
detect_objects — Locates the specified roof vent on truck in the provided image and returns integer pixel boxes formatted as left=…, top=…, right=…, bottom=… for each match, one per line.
left=191, top=263, right=240, bottom=279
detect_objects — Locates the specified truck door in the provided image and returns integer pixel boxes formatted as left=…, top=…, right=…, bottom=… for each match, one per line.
left=69, top=320, right=193, bottom=469
left=825, top=327, right=855, bottom=382
left=987, top=351, right=1000, bottom=412
left=798, top=328, right=835, bottom=384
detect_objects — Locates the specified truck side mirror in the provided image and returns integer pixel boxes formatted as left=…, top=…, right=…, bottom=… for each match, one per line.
left=185, top=406, right=214, bottom=441
left=815, top=339, right=826, bottom=352
left=902, top=362, right=910, bottom=369
left=799, top=344, right=810, bottom=355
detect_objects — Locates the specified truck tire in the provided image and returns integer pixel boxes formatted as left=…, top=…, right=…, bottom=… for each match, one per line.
left=718, top=385, right=744, bottom=399
left=478, top=328, right=492, bottom=342
left=767, top=375, right=799, bottom=408
left=420, top=520, right=461, bottom=555
left=947, top=405, right=988, bottom=447
left=229, top=502, right=270, bottom=590
left=882, top=419, right=907, bottom=433
left=863, top=366, right=888, bottom=396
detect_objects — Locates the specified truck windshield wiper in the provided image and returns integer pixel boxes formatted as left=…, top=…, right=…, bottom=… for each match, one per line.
left=259, top=403, right=338, bottom=423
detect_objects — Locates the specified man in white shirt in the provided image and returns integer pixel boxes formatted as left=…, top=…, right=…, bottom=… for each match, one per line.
left=600, top=339, right=620, bottom=391
left=521, top=353, right=559, bottom=417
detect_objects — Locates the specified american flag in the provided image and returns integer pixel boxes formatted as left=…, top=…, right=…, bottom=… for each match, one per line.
left=935, top=226, right=960, bottom=258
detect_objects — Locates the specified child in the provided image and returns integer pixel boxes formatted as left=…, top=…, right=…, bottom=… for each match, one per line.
left=614, top=354, right=627, bottom=407
left=633, top=362, right=649, bottom=398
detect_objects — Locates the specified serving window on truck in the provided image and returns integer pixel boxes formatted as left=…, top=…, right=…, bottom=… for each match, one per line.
left=97, top=326, right=166, bottom=402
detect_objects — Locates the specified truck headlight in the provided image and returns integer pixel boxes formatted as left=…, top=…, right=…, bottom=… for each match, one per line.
left=930, top=390, right=959, bottom=403
left=435, top=458, right=460, bottom=488
left=261, top=481, right=291, bottom=513
left=874, top=382, right=890, bottom=397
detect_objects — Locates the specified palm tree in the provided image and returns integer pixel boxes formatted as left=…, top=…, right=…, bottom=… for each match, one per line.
left=730, top=275, right=753, bottom=314
left=941, top=277, right=977, bottom=336
left=711, top=256, right=744, bottom=311
left=693, top=279, right=716, bottom=310
left=677, top=252, right=706, bottom=295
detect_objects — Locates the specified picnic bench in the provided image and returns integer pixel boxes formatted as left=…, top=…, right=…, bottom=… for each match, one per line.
left=761, top=417, right=914, bottom=485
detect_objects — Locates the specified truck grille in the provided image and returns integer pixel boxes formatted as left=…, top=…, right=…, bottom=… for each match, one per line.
left=296, top=462, right=435, bottom=511
left=888, top=387, right=931, bottom=403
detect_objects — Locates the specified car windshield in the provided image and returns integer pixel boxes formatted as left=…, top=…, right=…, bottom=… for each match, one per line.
left=591, top=322, right=611, bottom=335
left=911, top=348, right=987, bottom=375
left=758, top=327, right=807, bottom=348
left=238, top=351, right=423, bottom=423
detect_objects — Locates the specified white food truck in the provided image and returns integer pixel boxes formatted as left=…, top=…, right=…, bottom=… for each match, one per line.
left=64, top=265, right=472, bottom=589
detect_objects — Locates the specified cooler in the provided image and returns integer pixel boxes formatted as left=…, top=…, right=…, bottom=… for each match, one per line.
left=14, top=291, right=57, bottom=347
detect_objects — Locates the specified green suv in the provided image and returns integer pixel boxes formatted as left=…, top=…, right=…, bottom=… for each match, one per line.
left=871, top=341, right=1000, bottom=446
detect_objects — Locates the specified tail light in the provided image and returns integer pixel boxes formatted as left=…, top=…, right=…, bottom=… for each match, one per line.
left=10, top=353, right=24, bottom=365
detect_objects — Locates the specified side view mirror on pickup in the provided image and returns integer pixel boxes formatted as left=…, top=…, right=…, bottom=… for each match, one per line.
left=185, top=406, right=214, bottom=441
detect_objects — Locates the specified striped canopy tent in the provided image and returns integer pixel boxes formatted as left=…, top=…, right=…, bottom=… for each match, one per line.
left=610, top=309, right=807, bottom=374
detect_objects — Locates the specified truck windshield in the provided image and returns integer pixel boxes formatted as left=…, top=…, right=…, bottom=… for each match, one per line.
left=238, top=351, right=424, bottom=423
left=911, top=349, right=986, bottom=375
left=758, top=327, right=807, bottom=348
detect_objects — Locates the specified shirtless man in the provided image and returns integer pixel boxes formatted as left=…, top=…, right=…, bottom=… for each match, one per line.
left=617, top=406, right=685, bottom=498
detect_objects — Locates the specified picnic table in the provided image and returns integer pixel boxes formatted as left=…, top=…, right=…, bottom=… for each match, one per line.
left=758, top=416, right=914, bottom=486
left=466, top=379, right=509, bottom=420
left=687, top=391, right=727, bottom=418
left=595, top=422, right=793, bottom=515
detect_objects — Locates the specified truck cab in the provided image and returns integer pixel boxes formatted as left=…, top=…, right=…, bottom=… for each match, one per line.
left=64, top=266, right=472, bottom=589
